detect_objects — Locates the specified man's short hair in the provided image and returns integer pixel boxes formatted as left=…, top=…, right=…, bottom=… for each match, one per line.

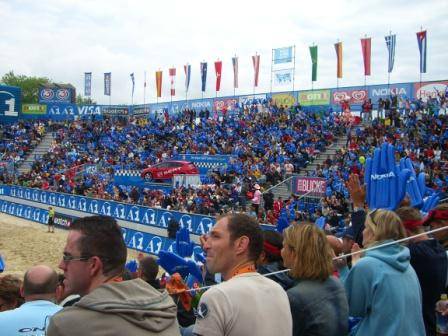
left=23, top=268, right=58, bottom=297
left=223, top=213, right=263, bottom=261
left=69, top=216, right=127, bottom=277
left=0, top=275, right=24, bottom=308
left=139, top=256, right=159, bottom=282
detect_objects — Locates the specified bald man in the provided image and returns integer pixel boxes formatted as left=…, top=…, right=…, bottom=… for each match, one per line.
left=0, top=265, right=62, bottom=335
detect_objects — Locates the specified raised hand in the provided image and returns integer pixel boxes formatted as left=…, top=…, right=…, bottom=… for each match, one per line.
left=176, top=227, right=194, bottom=258
left=347, top=174, right=365, bottom=208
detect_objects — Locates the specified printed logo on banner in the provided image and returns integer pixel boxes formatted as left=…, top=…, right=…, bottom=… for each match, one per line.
left=40, top=192, right=47, bottom=204
left=56, top=89, right=69, bottom=100
left=239, top=94, right=266, bottom=105
left=195, top=217, right=214, bottom=235
left=101, top=202, right=112, bottom=217
left=33, top=209, right=41, bottom=222
left=332, top=89, right=368, bottom=104
left=1, top=201, right=7, bottom=212
left=414, top=81, right=448, bottom=101
left=22, top=104, right=47, bottom=115
left=121, top=228, right=127, bottom=241
left=57, top=194, right=66, bottom=207
left=158, top=212, right=173, bottom=228
left=24, top=189, right=31, bottom=200
left=25, top=207, right=32, bottom=220
left=142, top=208, right=157, bottom=226
left=126, top=206, right=140, bottom=222
left=271, top=93, right=296, bottom=107
left=17, top=188, right=23, bottom=198
left=298, top=90, right=331, bottom=106
left=48, top=193, right=57, bottom=205
left=15, top=205, right=23, bottom=217
left=128, top=231, right=145, bottom=250
left=53, top=214, right=73, bottom=227
left=370, top=86, right=409, bottom=99
left=68, top=196, right=77, bottom=210
left=113, top=203, right=126, bottom=219
left=32, top=190, right=39, bottom=202
left=10, top=187, right=16, bottom=197
left=8, top=203, right=15, bottom=215
left=190, top=100, right=213, bottom=110
left=214, top=98, right=238, bottom=112
left=78, top=198, right=87, bottom=212
left=0, top=188, right=4, bottom=196
left=294, top=177, right=326, bottom=197
left=180, top=214, right=193, bottom=232
left=40, top=89, right=54, bottom=100
left=88, top=200, right=99, bottom=214
left=78, top=105, right=102, bottom=115
left=48, top=104, right=76, bottom=116
left=145, top=236, right=163, bottom=255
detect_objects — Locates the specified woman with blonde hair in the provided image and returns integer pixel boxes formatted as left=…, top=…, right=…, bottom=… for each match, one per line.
left=282, top=223, right=348, bottom=336
left=343, top=209, right=425, bottom=336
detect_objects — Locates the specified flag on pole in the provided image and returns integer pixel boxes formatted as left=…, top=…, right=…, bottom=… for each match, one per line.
left=385, top=34, right=396, bottom=73
left=232, top=56, right=238, bottom=88
left=84, top=72, right=92, bottom=96
left=144, top=71, right=147, bottom=88
left=169, top=68, right=176, bottom=96
left=214, top=61, right=222, bottom=92
left=309, top=46, right=318, bottom=82
left=252, top=54, right=260, bottom=87
left=155, top=71, right=162, bottom=98
left=130, top=73, right=135, bottom=97
left=416, top=30, right=427, bottom=73
left=334, top=42, right=343, bottom=78
left=361, top=37, right=371, bottom=76
left=104, top=72, right=111, bottom=96
left=200, top=62, right=207, bottom=92
left=184, top=64, right=191, bottom=92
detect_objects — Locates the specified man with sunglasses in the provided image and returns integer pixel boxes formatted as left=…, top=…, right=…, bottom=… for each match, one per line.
left=47, top=216, right=180, bottom=336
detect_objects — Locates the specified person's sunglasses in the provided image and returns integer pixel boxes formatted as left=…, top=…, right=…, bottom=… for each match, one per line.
left=62, top=253, right=92, bottom=263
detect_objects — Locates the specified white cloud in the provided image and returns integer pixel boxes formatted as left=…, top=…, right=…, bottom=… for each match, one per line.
left=1, top=0, right=447, bottom=104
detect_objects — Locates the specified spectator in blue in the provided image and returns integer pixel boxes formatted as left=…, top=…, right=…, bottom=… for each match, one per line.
left=343, top=209, right=425, bottom=335
left=0, top=265, right=62, bottom=334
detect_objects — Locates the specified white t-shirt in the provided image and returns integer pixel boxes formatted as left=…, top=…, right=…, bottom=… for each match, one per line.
left=193, top=272, right=292, bottom=336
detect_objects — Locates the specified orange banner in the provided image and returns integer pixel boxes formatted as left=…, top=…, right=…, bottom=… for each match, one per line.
left=334, top=42, right=343, bottom=78
left=156, top=71, right=163, bottom=98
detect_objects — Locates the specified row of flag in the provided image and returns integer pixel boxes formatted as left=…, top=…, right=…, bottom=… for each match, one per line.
left=84, top=30, right=427, bottom=98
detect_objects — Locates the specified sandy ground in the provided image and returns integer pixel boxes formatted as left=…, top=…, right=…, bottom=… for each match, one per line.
left=0, top=213, right=143, bottom=278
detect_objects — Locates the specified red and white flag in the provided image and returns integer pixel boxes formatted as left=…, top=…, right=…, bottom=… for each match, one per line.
left=214, top=61, right=222, bottom=92
left=252, top=54, right=260, bottom=87
left=169, top=68, right=176, bottom=96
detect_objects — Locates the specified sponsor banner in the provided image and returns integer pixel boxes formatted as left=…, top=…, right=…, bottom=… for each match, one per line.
left=292, top=177, right=326, bottom=197
left=77, top=105, right=102, bottom=116
left=273, top=46, right=293, bottom=64
left=298, top=89, right=331, bottom=106
left=271, top=92, right=297, bottom=107
left=39, top=87, right=73, bottom=104
left=53, top=212, right=75, bottom=228
left=189, top=99, right=213, bottom=111
left=414, top=81, right=448, bottom=102
left=0, top=199, right=48, bottom=225
left=213, top=98, right=238, bottom=112
left=332, top=88, right=368, bottom=105
left=102, top=106, right=129, bottom=116
left=368, top=83, right=412, bottom=103
left=238, top=94, right=266, bottom=106
left=173, top=154, right=235, bottom=174
left=6, top=185, right=216, bottom=236
left=46, top=103, right=78, bottom=120
left=132, top=105, right=151, bottom=115
left=273, top=69, right=293, bottom=86
left=0, top=85, right=21, bottom=122
left=22, top=104, right=47, bottom=115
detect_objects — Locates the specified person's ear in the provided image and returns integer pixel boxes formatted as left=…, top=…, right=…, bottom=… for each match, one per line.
left=19, top=285, right=25, bottom=298
left=234, top=236, right=250, bottom=256
left=89, top=256, right=104, bottom=277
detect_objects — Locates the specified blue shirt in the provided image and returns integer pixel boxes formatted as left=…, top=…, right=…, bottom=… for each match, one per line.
left=0, top=300, right=62, bottom=335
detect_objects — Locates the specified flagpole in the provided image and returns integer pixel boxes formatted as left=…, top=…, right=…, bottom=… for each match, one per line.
left=363, top=35, right=367, bottom=93
left=387, top=30, right=392, bottom=90
left=311, top=42, right=315, bottom=91
left=419, top=26, right=423, bottom=93
left=143, top=71, right=146, bottom=108
left=270, top=49, right=273, bottom=95
left=292, top=45, right=296, bottom=93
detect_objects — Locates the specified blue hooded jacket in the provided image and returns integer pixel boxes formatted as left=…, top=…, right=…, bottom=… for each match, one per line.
left=344, top=241, right=425, bottom=336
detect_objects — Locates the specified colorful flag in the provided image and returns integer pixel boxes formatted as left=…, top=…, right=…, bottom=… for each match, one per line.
left=214, top=61, right=222, bottom=92
left=232, top=57, right=238, bottom=88
left=385, top=34, right=396, bottom=73
left=155, top=71, right=162, bottom=98
left=200, top=62, right=207, bottom=92
left=104, top=72, right=111, bottom=96
left=416, top=30, right=427, bottom=73
left=84, top=72, right=92, bottom=96
left=252, top=54, right=260, bottom=87
left=334, top=42, right=343, bottom=78
left=130, top=73, right=135, bottom=97
left=184, top=64, right=191, bottom=92
left=361, top=38, right=371, bottom=76
left=169, top=68, right=176, bottom=96
left=273, top=69, right=293, bottom=85
left=309, top=46, right=318, bottom=82
left=273, top=47, right=293, bottom=64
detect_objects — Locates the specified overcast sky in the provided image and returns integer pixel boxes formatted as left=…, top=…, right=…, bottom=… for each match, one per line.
left=1, top=0, right=447, bottom=104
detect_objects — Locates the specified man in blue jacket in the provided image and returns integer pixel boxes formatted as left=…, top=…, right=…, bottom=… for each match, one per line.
left=0, top=264, right=62, bottom=335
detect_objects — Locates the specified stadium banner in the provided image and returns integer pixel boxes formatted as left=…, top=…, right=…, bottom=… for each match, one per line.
left=46, top=103, right=78, bottom=120
left=274, top=46, right=293, bottom=64
left=53, top=212, right=76, bottom=228
left=38, top=87, right=73, bottom=104
left=102, top=106, right=129, bottom=116
left=22, top=104, right=47, bottom=115
left=368, top=83, right=412, bottom=103
left=270, top=92, right=297, bottom=107
left=213, top=97, right=238, bottom=112
left=0, top=85, right=21, bottom=123
left=414, top=80, right=448, bottom=102
left=298, top=89, right=331, bottom=106
left=132, top=105, right=151, bottom=116
left=0, top=199, right=48, bottom=225
left=292, top=177, right=326, bottom=197
left=273, top=69, right=294, bottom=86
left=238, top=94, right=266, bottom=106
left=331, top=87, right=368, bottom=105
left=6, top=185, right=216, bottom=236
left=173, top=154, right=235, bottom=174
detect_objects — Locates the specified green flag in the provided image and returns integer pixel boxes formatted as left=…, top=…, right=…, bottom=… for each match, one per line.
left=309, top=46, right=318, bottom=82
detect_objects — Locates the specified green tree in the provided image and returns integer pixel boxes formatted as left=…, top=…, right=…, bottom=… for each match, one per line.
left=76, top=94, right=96, bottom=105
left=1, top=71, right=51, bottom=104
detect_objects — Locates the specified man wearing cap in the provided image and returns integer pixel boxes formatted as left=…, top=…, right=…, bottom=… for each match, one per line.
left=423, top=203, right=448, bottom=249
left=251, top=184, right=262, bottom=216
left=190, top=213, right=292, bottom=336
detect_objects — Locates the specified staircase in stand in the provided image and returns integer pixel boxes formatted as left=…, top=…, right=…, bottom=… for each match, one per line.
left=17, top=132, right=54, bottom=174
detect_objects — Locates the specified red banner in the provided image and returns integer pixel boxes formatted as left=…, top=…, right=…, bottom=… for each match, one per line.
left=213, top=98, right=238, bottom=112
left=361, top=38, right=371, bottom=76
left=414, top=80, right=448, bottom=101
left=252, top=54, right=260, bottom=87
left=332, top=89, right=368, bottom=104
left=293, top=177, right=326, bottom=197
left=169, top=68, right=176, bottom=96
left=214, top=61, right=222, bottom=92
